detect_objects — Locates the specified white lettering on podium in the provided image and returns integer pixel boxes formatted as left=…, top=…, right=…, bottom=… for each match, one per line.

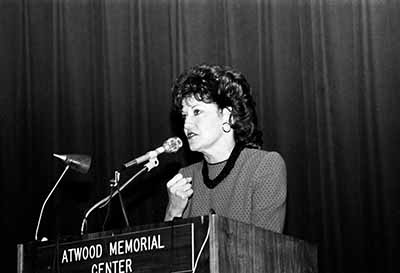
left=91, top=258, right=133, bottom=273
left=60, top=233, right=166, bottom=271
left=109, top=234, right=165, bottom=256
left=61, top=244, right=103, bottom=263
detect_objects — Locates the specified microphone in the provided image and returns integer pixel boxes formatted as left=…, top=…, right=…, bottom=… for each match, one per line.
left=122, top=137, right=182, bottom=169
left=80, top=139, right=181, bottom=235
left=35, top=153, right=91, bottom=241
left=53, top=154, right=91, bottom=174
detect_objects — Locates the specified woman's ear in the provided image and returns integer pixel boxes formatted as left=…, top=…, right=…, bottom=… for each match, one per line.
left=222, top=107, right=234, bottom=124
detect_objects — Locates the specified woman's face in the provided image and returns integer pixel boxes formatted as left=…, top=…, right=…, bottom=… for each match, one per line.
left=181, top=96, right=230, bottom=155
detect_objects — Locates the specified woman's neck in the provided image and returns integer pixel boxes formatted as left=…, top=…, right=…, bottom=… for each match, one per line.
left=203, top=139, right=236, bottom=164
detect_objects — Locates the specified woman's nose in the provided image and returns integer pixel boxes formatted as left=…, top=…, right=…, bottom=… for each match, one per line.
left=183, top=115, right=194, bottom=129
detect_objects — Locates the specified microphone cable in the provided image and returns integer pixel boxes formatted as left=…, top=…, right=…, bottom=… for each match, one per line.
left=192, top=216, right=211, bottom=273
left=35, top=165, right=70, bottom=241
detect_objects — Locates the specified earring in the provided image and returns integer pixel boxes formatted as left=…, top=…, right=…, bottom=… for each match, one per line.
left=222, top=122, right=231, bottom=133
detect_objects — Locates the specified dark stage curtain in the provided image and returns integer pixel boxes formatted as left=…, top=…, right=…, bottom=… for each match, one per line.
left=1, top=0, right=399, bottom=272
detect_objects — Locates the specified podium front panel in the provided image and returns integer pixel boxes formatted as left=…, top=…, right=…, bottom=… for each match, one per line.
left=19, top=222, right=197, bottom=273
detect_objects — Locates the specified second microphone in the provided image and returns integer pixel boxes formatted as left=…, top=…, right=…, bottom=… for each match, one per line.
left=122, top=137, right=183, bottom=169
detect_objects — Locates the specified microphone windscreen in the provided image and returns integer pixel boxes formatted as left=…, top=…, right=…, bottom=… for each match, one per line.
left=163, top=137, right=183, bottom=153
left=54, top=154, right=91, bottom=174
left=68, top=154, right=91, bottom=174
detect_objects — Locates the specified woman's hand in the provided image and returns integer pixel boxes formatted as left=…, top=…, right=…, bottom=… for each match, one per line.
left=164, top=173, right=193, bottom=221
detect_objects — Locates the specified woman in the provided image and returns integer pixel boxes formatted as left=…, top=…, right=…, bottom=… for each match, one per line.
left=164, top=64, right=286, bottom=233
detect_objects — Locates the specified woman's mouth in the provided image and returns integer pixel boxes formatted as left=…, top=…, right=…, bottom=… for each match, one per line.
left=186, top=132, right=197, bottom=140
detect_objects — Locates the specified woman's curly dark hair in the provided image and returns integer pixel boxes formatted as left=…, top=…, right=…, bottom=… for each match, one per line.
left=171, top=63, right=263, bottom=149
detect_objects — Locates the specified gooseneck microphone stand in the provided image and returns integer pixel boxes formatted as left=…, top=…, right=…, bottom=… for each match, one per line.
left=80, top=157, right=159, bottom=236
left=102, top=170, right=130, bottom=230
left=34, top=165, right=70, bottom=241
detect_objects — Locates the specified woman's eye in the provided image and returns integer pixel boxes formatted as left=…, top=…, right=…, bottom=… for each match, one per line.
left=193, top=109, right=201, bottom=115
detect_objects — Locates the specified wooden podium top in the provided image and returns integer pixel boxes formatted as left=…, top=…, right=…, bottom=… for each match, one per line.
left=17, top=215, right=317, bottom=273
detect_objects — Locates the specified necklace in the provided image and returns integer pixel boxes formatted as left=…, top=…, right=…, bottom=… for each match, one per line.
left=202, top=144, right=244, bottom=189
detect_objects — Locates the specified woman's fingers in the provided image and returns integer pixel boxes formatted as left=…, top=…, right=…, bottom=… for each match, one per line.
left=175, top=188, right=193, bottom=199
left=166, top=173, right=184, bottom=187
left=167, top=174, right=192, bottom=195
left=166, top=173, right=193, bottom=201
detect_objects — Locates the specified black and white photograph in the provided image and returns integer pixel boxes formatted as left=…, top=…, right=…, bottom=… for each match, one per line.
left=1, top=0, right=398, bottom=272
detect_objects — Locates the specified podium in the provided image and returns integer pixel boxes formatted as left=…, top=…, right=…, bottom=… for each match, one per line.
left=17, top=215, right=317, bottom=273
